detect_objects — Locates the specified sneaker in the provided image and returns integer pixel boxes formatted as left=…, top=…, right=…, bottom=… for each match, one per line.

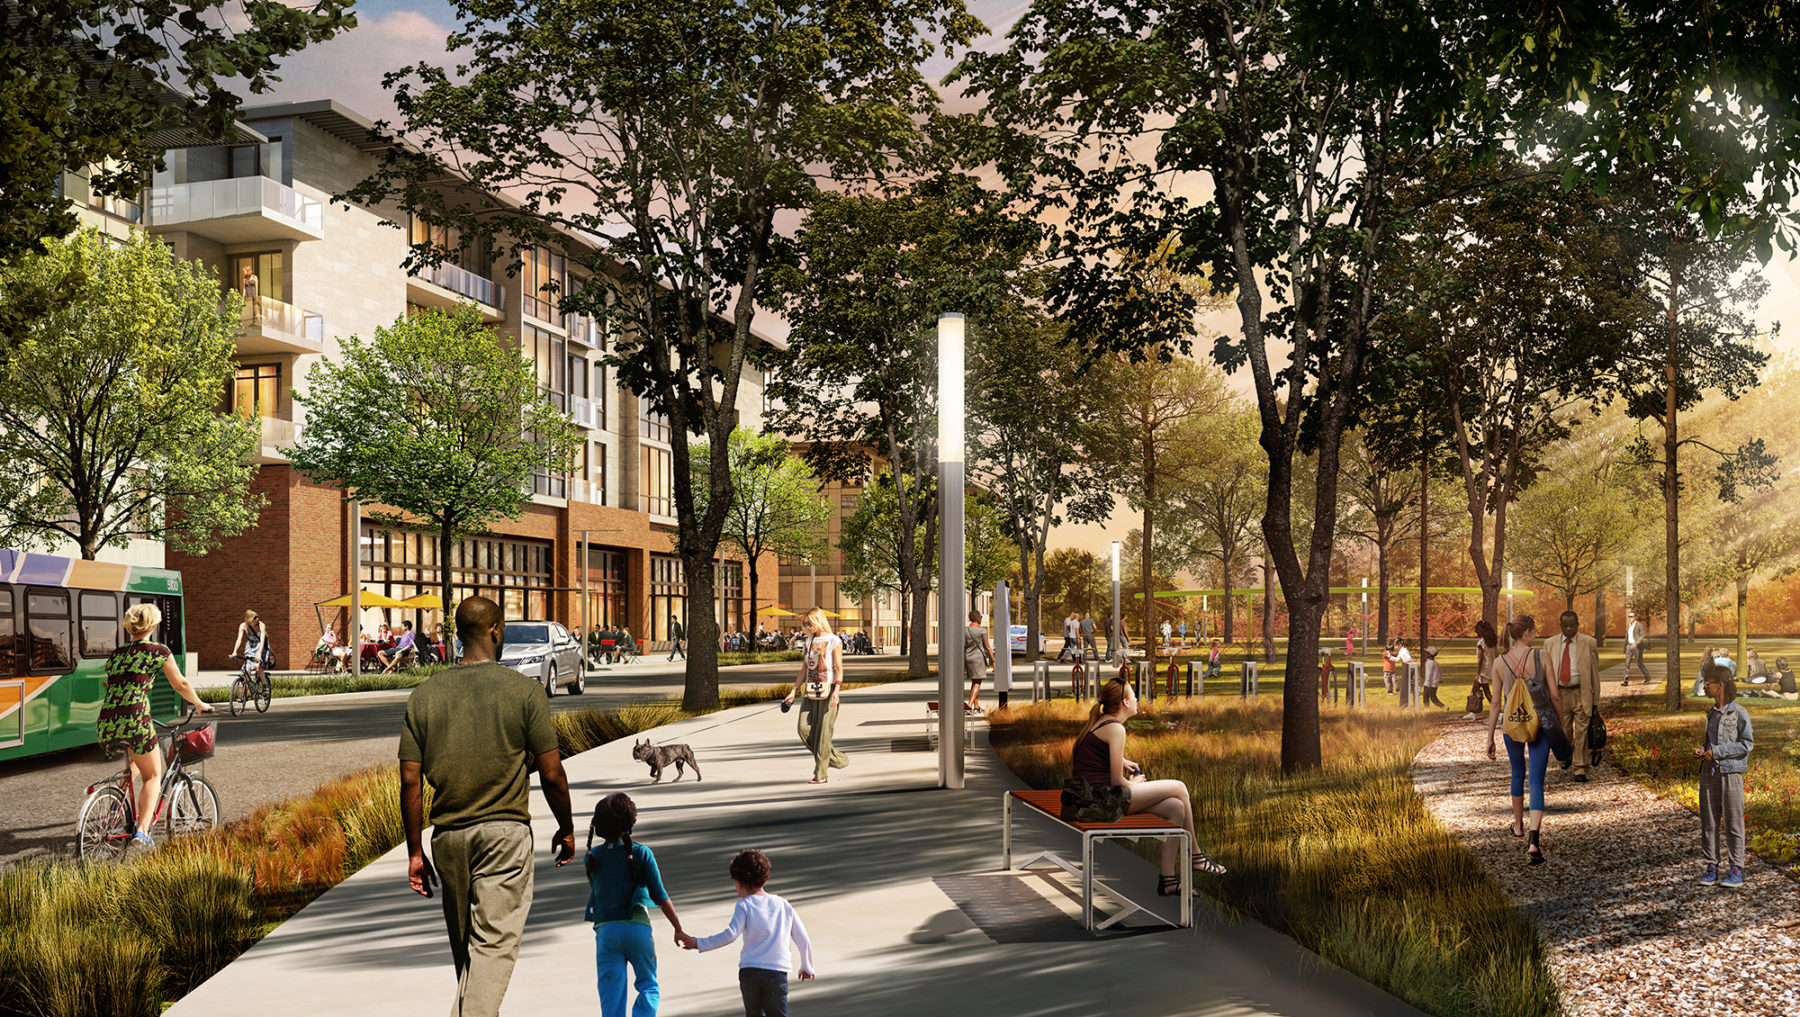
left=1573, top=773, right=1590, bottom=783
left=1698, top=864, right=1718, bottom=886
left=1721, top=866, right=1744, bottom=889
left=126, top=831, right=155, bottom=853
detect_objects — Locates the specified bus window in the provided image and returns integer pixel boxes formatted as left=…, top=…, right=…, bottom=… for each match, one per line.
left=25, top=590, right=73, bottom=674
left=80, top=592, right=120, bottom=657
left=0, top=586, right=15, bottom=677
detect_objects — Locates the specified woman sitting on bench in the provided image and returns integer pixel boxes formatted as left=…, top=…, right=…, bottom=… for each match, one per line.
left=1071, top=677, right=1227, bottom=896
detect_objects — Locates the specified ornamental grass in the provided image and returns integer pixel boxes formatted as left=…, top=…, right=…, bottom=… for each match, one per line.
left=988, top=697, right=1561, bottom=1017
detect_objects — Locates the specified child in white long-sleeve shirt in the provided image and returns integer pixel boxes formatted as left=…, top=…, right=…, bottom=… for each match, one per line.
left=679, top=849, right=813, bottom=1017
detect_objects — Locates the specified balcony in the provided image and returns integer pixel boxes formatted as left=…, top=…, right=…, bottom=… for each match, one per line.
left=147, top=177, right=324, bottom=243
left=406, top=262, right=505, bottom=320
left=568, top=478, right=605, bottom=505
left=253, top=415, right=302, bottom=464
left=569, top=394, right=597, bottom=430
left=237, top=297, right=327, bottom=356
left=565, top=313, right=604, bottom=349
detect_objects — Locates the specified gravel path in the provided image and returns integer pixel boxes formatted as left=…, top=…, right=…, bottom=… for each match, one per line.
left=1413, top=666, right=1800, bottom=1017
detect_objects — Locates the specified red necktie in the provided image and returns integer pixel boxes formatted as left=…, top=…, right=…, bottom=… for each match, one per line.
left=1561, top=642, right=1572, bottom=686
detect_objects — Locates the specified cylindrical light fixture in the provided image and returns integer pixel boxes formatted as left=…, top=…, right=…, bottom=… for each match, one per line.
left=938, top=312, right=966, bottom=789
left=1111, top=540, right=1120, bottom=583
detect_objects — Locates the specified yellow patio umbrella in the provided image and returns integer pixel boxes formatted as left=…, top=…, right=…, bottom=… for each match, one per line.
left=817, top=609, right=840, bottom=618
left=399, top=593, right=443, bottom=610
left=757, top=606, right=798, bottom=617
left=316, top=590, right=409, bottom=609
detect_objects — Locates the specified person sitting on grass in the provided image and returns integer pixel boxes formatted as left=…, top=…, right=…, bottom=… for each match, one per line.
left=1070, top=677, right=1226, bottom=898
left=1695, top=663, right=1754, bottom=890
left=1744, top=647, right=1770, bottom=686
left=1776, top=658, right=1797, bottom=701
left=679, top=849, right=813, bottom=1017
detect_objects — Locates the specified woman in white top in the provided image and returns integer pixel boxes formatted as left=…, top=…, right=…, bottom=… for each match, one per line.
left=782, top=607, right=849, bottom=784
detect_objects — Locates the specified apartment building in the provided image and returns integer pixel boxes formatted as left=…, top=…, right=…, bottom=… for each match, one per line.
left=74, top=98, right=777, bottom=668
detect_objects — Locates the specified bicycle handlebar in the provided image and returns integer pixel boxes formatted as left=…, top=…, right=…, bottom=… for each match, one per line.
left=153, top=704, right=202, bottom=733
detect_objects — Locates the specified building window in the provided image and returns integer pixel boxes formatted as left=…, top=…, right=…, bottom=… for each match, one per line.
left=595, top=363, right=606, bottom=427
left=523, top=245, right=567, bottom=321
left=649, top=553, right=686, bottom=642
left=720, top=561, right=746, bottom=636
left=640, top=443, right=672, bottom=516
left=231, top=364, right=281, bottom=418
left=568, top=353, right=588, bottom=400
left=639, top=394, right=670, bottom=442
left=229, top=251, right=283, bottom=304
left=360, top=526, right=555, bottom=625
left=594, top=442, right=608, bottom=507
left=525, top=324, right=567, bottom=410
left=578, top=547, right=628, bottom=631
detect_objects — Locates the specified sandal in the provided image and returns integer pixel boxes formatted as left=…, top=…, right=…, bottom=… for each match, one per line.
left=808, top=778, right=828, bottom=784
left=1157, top=874, right=1201, bottom=897
left=1508, top=819, right=1525, bottom=838
left=1191, top=851, right=1227, bottom=876
left=1527, top=829, right=1545, bottom=865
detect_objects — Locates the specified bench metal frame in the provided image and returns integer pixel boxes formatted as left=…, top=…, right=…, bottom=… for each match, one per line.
left=1001, top=792, right=1192, bottom=932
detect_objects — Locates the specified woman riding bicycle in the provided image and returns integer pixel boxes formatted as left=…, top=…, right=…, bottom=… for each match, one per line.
left=231, top=608, right=273, bottom=683
left=96, top=604, right=212, bottom=850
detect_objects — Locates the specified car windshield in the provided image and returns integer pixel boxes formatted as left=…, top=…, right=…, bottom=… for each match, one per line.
left=503, top=624, right=550, bottom=647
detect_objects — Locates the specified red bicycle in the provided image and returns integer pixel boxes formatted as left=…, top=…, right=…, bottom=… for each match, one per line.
left=76, top=708, right=220, bottom=861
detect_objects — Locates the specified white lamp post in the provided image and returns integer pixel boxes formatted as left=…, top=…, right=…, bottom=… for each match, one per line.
left=1507, top=570, right=1515, bottom=623
left=1360, top=576, right=1368, bottom=656
left=938, top=313, right=966, bottom=789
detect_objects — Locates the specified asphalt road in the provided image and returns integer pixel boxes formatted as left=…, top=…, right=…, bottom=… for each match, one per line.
left=0, top=653, right=917, bottom=868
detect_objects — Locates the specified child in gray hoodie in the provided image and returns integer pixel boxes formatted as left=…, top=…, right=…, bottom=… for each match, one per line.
left=1695, top=662, right=1754, bottom=890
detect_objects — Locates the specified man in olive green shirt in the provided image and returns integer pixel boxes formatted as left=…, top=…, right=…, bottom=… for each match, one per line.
left=401, top=596, right=575, bottom=1017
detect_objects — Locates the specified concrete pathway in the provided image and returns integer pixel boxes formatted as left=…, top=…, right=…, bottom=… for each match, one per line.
left=1413, top=663, right=1800, bottom=1017
left=170, top=678, right=1427, bottom=1017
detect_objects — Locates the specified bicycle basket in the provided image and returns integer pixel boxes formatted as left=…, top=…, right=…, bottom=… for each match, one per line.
left=177, top=722, right=217, bottom=761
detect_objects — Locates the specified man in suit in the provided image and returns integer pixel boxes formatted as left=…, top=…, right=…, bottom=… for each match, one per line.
left=1623, top=610, right=1649, bottom=685
left=1542, top=609, right=1602, bottom=782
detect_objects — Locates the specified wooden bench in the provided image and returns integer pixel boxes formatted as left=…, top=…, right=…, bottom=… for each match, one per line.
left=1002, top=788, right=1192, bottom=932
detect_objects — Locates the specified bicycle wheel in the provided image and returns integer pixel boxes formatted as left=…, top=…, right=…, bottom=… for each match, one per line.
left=229, top=675, right=247, bottom=716
left=76, top=785, right=133, bottom=862
left=164, top=773, right=221, bottom=838
left=255, top=673, right=272, bottom=713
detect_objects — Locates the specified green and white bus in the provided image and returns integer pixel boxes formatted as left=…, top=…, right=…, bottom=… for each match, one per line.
left=0, top=548, right=186, bottom=762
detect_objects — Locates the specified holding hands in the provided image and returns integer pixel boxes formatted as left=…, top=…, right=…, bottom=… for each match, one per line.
left=675, top=930, right=698, bottom=950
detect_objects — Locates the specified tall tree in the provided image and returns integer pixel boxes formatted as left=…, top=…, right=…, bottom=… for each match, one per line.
left=0, top=0, right=355, bottom=265
left=1372, top=157, right=1642, bottom=629
left=963, top=492, right=1016, bottom=603
left=348, top=0, right=980, bottom=710
left=1041, top=547, right=1107, bottom=622
left=1166, top=405, right=1264, bottom=643
left=957, top=0, right=1488, bottom=771
left=0, top=229, right=262, bottom=558
left=288, top=305, right=582, bottom=616
left=837, top=469, right=928, bottom=656
left=1511, top=450, right=1639, bottom=611
left=1338, top=429, right=1421, bottom=644
left=690, top=427, right=831, bottom=628
left=968, top=304, right=1113, bottom=661
left=771, top=176, right=1035, bottom=676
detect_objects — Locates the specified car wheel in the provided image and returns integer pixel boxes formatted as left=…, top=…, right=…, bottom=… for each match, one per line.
left=569, top=663, right=585, bottom=695
left=544, top=665, right=556, bottom=697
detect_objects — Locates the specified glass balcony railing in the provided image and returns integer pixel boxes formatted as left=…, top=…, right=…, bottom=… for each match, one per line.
left=564, top=312, right=603, bottom=348
left=258, top=416, right=301, bottom=447
left=569, top=394, right=597, bottom=429
left=236, top=296, right=325, bottom=350
left=411, top=261, right=504, bottom=310
left=148, top=177, right=323, bottom=232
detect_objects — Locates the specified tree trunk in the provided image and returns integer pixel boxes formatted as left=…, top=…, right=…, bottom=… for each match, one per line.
left=747, top=563, right=760, bottom=642
left=1417, top=451, right=1429, bottom=703
left=1663, top=264, right=1684, bottom=712
left=1376, top=540, right=1391, bottom=644
left=1223, top=573, right=1235, bottom=644
left=679, top=554, right=720, bottom=712
left=1595, top=585, right=1607, bottom=647
left=1141, top=440, right=1155, bottom=668
left=1736, top=573, right=1749, bottom=666
left=439, top=526, right=456, bottom=644
left=909, top=579, right=932, bottom=676
left=898, top=578, right=910, bottom=657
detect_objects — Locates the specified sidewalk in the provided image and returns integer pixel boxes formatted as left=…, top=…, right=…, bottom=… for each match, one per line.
left=170, top=678, right=1427, bottom=1017
left=1413, top=664, right=1800, bottom=1017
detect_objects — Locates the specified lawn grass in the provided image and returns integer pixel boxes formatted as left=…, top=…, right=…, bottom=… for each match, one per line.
left=988, top=697, right=1560, bottom=1017
left=0, top=673, right=911, bottom=1017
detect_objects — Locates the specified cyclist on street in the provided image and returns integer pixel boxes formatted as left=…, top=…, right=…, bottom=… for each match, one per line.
left=97, top=603, right=212, bottom=850
left=231, top=608, right=273, bottom=684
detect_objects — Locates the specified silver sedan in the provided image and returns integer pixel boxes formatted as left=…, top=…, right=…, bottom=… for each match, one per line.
left=499, top=621, right=586, bottom=696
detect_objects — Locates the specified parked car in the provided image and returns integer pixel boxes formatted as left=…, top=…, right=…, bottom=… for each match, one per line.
left=1008, top=624, right=1047, bottom=656
left=500, top=621, right=586, bottom=696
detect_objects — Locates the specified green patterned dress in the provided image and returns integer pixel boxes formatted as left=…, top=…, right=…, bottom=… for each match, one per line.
left=96, top=641, right=172, bottom=755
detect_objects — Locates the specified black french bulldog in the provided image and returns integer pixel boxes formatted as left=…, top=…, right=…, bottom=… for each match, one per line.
left=632, top=738, right=702, bottom=783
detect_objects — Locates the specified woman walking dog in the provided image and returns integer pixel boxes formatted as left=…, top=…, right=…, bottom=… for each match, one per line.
left=782, top=608, right=849, bottom=784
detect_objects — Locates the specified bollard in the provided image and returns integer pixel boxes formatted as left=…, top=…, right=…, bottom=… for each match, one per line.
left=1185, top=661, right=1199, bottom=698
left=1240, top=661, right=1260, bottom=698
left=1408, top=662, right=1421, bottom=711
left=1032, top=660, right=1049, bottom=703
left=1348, top=662, right=1366, bottom=707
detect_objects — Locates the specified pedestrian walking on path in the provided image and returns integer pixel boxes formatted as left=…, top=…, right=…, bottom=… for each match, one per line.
left=1079, top=612, right=1097, bottom=661
left=1420, top=646, right=1444, bottom=708
left=680, top=849, right=814, bottom=1017
left=1483, top=615, right=1569, bottom=865
left=782, top=607, right=848, bottom=784
left=585, top=792, right=688, bottom=1017
left=400, top=595, right=575, bottom=1017
left=668, top=617, right=686, bottom=661
left=1540, top=610, right=1601, bottom=782
left=1466, top=620, right=1499, bottom=718
left=1070, top=677, right=1226, bottom=897
left=1695, top=664, right=1754, bottom=890
left=1623, top=611, right=1650, bottom=685
left=965, top=609, right=995, bottom=712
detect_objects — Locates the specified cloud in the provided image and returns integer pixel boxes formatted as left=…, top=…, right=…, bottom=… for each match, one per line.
left=249, top=8, right=453, bottom=125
